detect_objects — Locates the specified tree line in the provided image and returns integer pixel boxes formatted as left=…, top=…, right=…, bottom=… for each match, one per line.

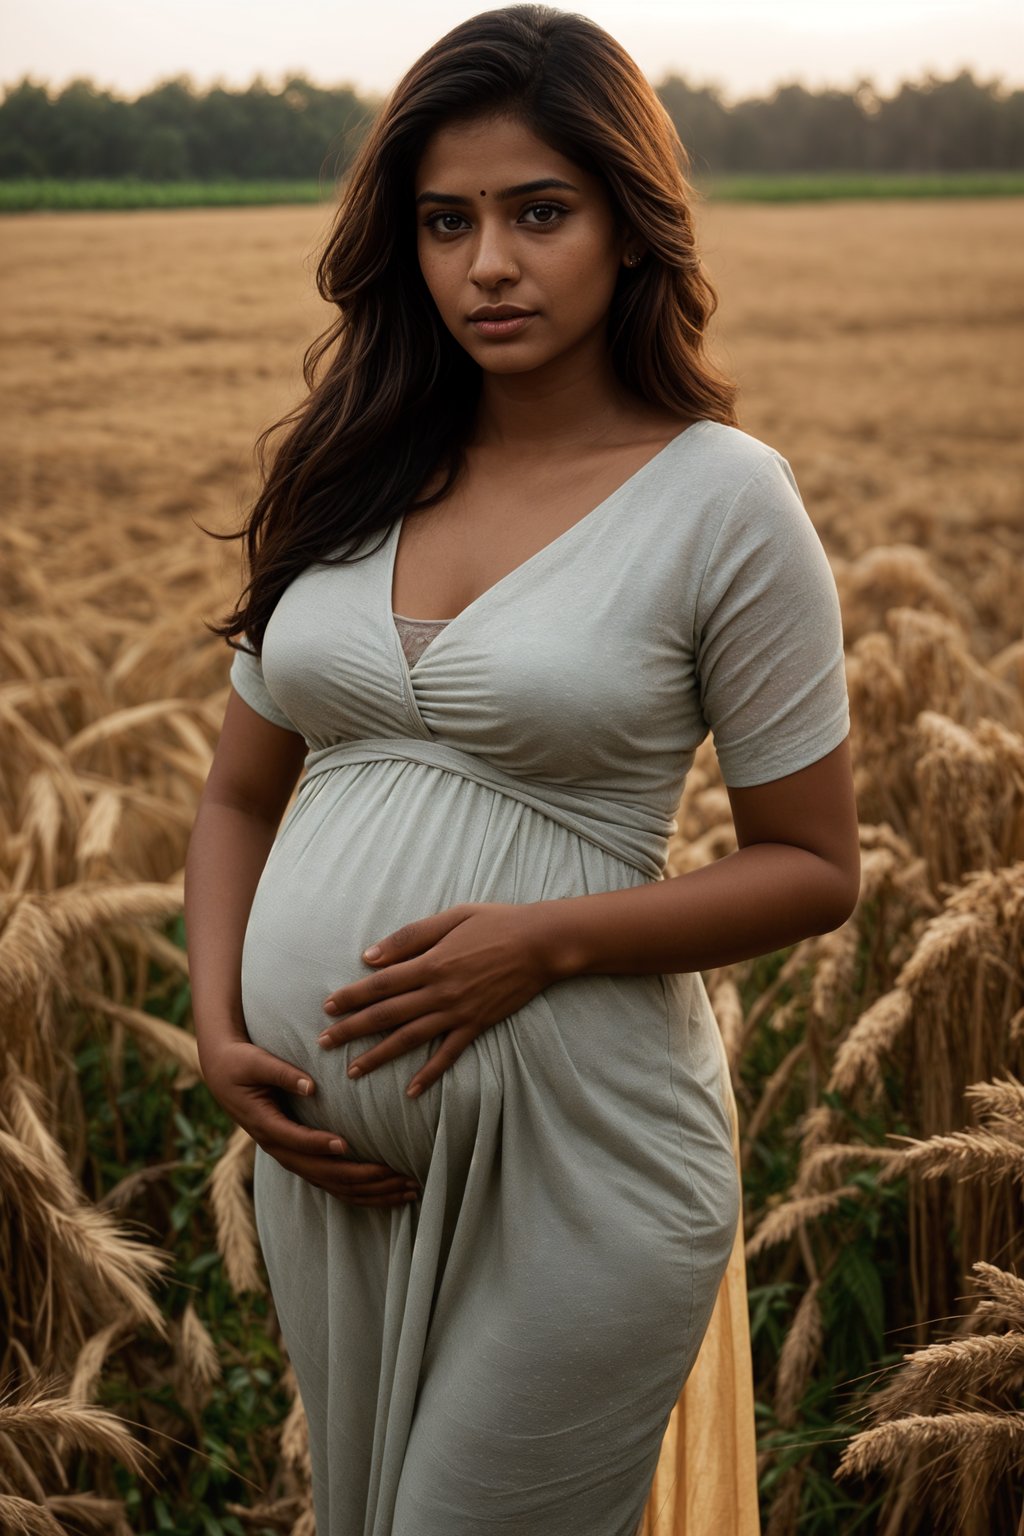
left=0, top=67, right=1020, bottom=182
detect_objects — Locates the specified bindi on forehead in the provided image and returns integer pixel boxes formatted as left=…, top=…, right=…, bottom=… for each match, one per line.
left=414, top=178, right=581, bottom=208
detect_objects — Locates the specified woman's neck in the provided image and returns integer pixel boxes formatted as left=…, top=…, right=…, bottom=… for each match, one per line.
left=470, top=354, right=646, bottom=455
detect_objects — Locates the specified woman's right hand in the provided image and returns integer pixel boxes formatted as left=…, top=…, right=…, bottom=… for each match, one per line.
left=200, top=1036, right=421, bottom=1207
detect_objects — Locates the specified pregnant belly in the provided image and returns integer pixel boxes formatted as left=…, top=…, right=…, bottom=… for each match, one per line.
left=240, top=759, right=651, bottom=1180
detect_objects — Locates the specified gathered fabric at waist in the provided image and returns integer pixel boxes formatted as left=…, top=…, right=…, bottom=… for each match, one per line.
left=301, top=736, right=673, bottom=882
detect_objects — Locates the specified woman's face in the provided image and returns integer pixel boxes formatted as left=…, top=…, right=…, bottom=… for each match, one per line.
left=414, top=113, right=637, bottom=377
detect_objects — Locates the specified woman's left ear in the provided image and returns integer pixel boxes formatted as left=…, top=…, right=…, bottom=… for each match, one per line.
left=619, top=228, right=645, bottom=268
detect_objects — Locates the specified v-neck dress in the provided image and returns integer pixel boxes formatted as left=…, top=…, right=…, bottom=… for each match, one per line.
left=228, top=419, right=850, bottom=1536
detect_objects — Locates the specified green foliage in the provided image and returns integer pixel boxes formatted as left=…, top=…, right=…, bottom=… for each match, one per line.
left=663, top=68, right=1024, bottom=177
left=703, top=171, right=1024, bottom=201
left=0, top=177, right=330, bottom=211
left=0, top=66, right=1020, bottom=192
left=756, top=1405, right=885, bottom=1534
left=1, top=169, right=1022, bottom=215
left=0, top=73, right=373, bottom=184
left=738, top=928, right=915, bottom=1532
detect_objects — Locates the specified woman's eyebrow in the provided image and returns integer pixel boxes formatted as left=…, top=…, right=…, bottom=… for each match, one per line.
left=414, top=177, right=580, bottom=207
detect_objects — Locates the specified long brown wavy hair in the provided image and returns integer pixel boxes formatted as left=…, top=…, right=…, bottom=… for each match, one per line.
left=214, top=3, right=739, bottom=651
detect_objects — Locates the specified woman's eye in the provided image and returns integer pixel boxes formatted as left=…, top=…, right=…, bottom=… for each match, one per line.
left=521, top=202, right=566, bottom=226
left=425, top=212, right=468, bottom=234
left=423, top=203, right=567, bottom=236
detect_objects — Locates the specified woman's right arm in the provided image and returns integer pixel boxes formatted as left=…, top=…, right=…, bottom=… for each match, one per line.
left=184, top=688, right=421, bottom=1207
left=186, top=689, right=306, bottom=1057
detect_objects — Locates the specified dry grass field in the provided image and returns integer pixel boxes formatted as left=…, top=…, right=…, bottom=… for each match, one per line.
left=1, top=196, right=1022, bottom=1535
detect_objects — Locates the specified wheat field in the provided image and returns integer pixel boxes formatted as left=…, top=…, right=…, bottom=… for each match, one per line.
left=1, top=196, right=1022, bottom=1535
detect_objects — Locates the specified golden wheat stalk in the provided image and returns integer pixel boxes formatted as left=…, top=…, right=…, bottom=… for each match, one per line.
left=746, top=1186, right=863, bottom=1259
left=869, top=1334, right=1024, bottom=1418
left=888, top=607, right=1018, bottom=723
left=67, top=1321, right=130, bottom=1407
left=796, top=1103, right=843, bottom=1157
left=0, top=1386, right=154, bottom=1476
left=775, top=1277, right=823, bottom=1427
left=0, top=1066, right=81, bottom=1208
left=74, top=986, right=200, bottom=1083
left=224, top=1493, right=305, bottom=1531
left=793, top=1141, right=900, bottom=1196
left=965, top=1074, right=1024, bottom=1125
left=179, top=1301, right=221, bottom=1392
left=0, top=1128, right=172, bottom=1337
left=77, top=773, right=197, bottom=831
left=0, top=1495, right=65, bottom=1535
left=809, top=922, right=859, bottom=1025
left=207, top=1125, right=265, bottom=1296
left=62, top=699, right=214, bottom=762
left=94, top=1159, right=186, bottom=1213
left=827, top=988, right=913, bottom=1099
left=0, top=1419, right=49, bottom=1503
left=741, top=1039, right=808, bottom=1156
left=897, top=907, right=994, bottom=991
left=40, top=1493, right=135, bottom=1536
left=0, top=883, right=184, bottom=1026
left=885, top=1127, right=1024, bottom=1183
left=971, top=1261, right=1024, bottom=1329
left=740, top=941, right=818, bottom=1042
left=74, top=789, right=123, bottom=873
left=109, top=923, right=189, bottom=976
left=837, top=1408, right=1024, bottom=1487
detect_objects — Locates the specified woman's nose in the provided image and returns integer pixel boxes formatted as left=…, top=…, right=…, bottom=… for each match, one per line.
left=466, top=220, right=519, bottom=287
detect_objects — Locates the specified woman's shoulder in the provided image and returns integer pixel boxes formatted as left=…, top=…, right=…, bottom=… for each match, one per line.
left=683, top=418, right=791, bottom=482
left=644, top=419, right=795, bottom=534
left=687, top=423, right=833, bottom=602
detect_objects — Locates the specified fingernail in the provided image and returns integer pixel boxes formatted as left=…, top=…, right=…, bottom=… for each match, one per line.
left=363, top=944, right=382, bottom=960
left=318, top=1034, right=333, bottom=1049
left=405, top=1083, right=422, bottom=1099
left=329, top=1138, right=347, bottom=1154
left=347, top=1064, right=361, bottom=1078
left=323, top=1000, right=338, bottom=1014
left=297, top=1077, right=313, bottom=1095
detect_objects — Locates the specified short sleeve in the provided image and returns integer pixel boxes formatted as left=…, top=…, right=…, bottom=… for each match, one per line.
left=228, top=640, right=299, bottom=734
left=693, top=453, right=850, bottom=787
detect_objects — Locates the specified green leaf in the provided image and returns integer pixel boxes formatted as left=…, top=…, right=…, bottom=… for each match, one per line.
left=836, top=1243, right=885, bottom=1344
left=153, top=1497, right=175, bottom=1530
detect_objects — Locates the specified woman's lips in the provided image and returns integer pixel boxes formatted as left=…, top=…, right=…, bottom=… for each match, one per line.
left=468, top=313, right=537, bottom=336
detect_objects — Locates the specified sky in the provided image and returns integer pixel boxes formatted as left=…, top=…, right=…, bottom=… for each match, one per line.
left=2, top=0, right=1021, bottom=103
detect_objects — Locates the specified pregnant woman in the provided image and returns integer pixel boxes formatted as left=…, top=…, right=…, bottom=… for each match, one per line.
left=184, top=7, right=860, bottom=1533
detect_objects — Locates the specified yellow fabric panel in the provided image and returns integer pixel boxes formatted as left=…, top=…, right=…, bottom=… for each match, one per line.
left=641, top=1079, right=761, bottom=1536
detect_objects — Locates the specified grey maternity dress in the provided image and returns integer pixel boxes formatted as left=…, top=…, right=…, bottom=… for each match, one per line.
left=229, top=419, right=851, bottom=1536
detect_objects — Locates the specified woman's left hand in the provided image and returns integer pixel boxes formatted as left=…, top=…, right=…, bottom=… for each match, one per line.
left=317, top=902, right=561, bottom=1098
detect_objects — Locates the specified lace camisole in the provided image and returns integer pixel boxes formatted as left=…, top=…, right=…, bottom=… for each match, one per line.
left=393, top=611, right=452, bottom=669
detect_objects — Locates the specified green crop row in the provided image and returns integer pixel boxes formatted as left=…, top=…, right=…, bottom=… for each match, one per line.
left=2, top=171, right=1022, bottom=214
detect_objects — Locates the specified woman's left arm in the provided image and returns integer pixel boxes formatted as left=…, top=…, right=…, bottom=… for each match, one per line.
left=317, top=735, right=858, bottom=1096
left=535, top=733, right=859, bottom=979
